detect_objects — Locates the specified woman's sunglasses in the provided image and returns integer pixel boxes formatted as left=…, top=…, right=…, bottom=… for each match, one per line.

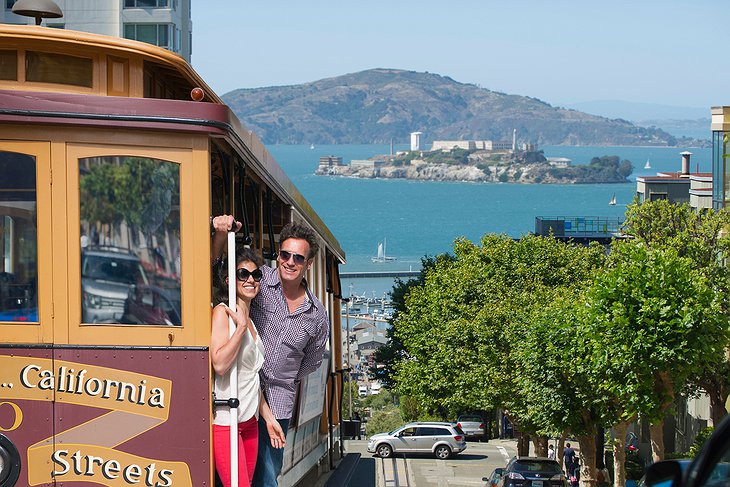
left=278, top=250, right=307, bottom=265
left=236, top=267, right=263, bottom=282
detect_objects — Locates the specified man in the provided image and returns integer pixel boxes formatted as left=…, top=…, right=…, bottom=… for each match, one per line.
left=212, top=217, right=330, bottom=487
left=563, top=442, right=576, bottom=477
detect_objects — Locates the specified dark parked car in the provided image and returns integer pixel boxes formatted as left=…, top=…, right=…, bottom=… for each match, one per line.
left=643, top=414, right=730, bottom=487
left=484, top=467, right=506, bottom=487
left=499, top=457, right=568, bottom=487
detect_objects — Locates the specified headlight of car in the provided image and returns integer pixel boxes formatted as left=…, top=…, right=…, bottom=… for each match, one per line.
left=83, top=292, right=103, bottom=308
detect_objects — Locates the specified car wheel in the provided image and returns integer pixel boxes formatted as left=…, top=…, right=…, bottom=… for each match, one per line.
left=376, top=443, right=393, bottom=458
left=435, top=445, right=452, bottom=459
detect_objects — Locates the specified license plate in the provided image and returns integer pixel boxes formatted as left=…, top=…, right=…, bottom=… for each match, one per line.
left=531, top=482, right=543, bottom=487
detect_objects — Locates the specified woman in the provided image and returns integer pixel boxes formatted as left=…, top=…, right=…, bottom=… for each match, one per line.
left=211, top=248, right=265, bottom=487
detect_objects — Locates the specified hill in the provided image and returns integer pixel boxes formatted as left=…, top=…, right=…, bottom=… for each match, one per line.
left=222, top=68, right=698, bottom=146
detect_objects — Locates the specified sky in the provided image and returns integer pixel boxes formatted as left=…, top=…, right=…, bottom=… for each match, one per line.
left=191, top=1, right=728, bottom=112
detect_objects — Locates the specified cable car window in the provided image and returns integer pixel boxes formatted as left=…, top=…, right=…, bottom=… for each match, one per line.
left=26, top=51, right=93, bottom=88
left=0, top=151, right=38, bottom=323
left=79, top=156, right=181, bottom=326
left=0, top=50, right=18, bottom=80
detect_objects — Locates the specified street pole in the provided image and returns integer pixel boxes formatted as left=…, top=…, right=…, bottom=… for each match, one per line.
left=346, top=297, right=352, bottom=419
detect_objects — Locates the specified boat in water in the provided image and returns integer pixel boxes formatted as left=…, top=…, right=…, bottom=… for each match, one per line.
left=609, top=194, right=617, bottom=206
left=644, top=158, right=651, bottom=170
left=372, top=239, right=396, bottom=262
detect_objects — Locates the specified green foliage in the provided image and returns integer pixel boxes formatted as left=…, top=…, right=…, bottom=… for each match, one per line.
left=392, top=234, right=606, bottom=432
left=688, top=426, right=714, bottom=457
left=341, top=380, right=365, bottom=420
left=423, top=147, right=471, bottom=165
left=79, top=157, right=179, bottom=237
left=365, top=405, right=402, bottom=438
left=370, top=254, right=454, bottom=388
left=498, top=172, right=509, bottom=182
left=622, top=200, right=730, bottom=424
left=585, top=241, right=728, bottom=423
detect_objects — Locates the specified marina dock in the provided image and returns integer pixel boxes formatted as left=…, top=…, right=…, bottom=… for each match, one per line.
left=340, top=270, right=421, bottom=278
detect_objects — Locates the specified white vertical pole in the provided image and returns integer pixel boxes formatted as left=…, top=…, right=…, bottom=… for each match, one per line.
left=228, top=231, right=238, bottom=487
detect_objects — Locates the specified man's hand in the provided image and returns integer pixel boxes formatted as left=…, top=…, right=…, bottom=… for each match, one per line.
left=266, top=418, right=286, bottom=449
left=212, top=215, right=242, bottom=234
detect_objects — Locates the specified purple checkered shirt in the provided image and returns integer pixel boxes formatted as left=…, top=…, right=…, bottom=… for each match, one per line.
left=250, top=265, right=329, bottom=419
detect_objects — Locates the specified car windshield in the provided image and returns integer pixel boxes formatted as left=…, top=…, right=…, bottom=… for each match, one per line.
left=513, top=460, right=562, bottom=474
left=83, top=255, right=147, bottom=285
left=459, top=416, right=482, bottom=422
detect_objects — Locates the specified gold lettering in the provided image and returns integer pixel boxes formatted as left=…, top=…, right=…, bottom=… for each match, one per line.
left=0, top=402, right=23, bottom=431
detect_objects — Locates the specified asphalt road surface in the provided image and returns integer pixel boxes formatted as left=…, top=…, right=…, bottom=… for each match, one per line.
left=336, top=438, right=518, bottom=487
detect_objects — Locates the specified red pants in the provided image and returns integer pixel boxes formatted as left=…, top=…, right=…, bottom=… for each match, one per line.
left=213, top=416, right=258, bottom=487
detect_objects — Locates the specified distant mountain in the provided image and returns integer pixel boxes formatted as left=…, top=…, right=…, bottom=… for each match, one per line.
left=222, top=69, right=698, bottom=146
left=559, top=100, right=709, bottom=122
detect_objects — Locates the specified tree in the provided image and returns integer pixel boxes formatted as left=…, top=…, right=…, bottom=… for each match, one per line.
left=369, top=255, right=453, bottom=388
left=392, top=234, right=605, bottom=426
left=622, top=200, right=730, bottom=426
left=584, top=241, right=729, bottom=462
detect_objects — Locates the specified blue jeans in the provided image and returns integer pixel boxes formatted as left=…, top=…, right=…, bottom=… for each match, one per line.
left=252, top=417, right=289, bottom=487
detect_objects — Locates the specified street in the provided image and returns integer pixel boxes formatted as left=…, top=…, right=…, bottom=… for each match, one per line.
left=334, top=438, right=518, bottom=487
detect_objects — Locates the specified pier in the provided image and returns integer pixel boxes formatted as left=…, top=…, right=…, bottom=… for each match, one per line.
left=340, top=270, right=421, bottom=278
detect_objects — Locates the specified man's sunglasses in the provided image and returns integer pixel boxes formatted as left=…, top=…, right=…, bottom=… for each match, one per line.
left=278, top=250, right=307, bottom=265
left=236, top=267, right=263, bottom=282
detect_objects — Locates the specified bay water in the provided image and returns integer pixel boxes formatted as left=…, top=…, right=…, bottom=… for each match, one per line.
left=269, top=144, right=711, bottom=299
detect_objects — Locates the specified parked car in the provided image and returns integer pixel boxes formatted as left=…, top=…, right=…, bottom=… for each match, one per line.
left=498, top=457, right=568, bottom=487
left=367, top=421, right=467, bottom=459
left=642, top=413, right=730, bottom=487
left=484, top=467, right=506, bottom=487
left=457, top=414, right=486, bottom=440
left=81, top=247, right=149, bottom=323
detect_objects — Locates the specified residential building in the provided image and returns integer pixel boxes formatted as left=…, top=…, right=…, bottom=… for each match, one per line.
left=636, top=151, right=712, bottom=210
left=2, top=0, right=192, bottom=62
left=712, top=106, right=730, bottom=209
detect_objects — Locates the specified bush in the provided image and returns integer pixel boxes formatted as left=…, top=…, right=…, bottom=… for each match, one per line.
left=688, top=426, right=714, bottom=457
left=365, top=405, right=402, bottom=438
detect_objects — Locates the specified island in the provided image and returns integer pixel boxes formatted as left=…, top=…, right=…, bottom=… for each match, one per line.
left=315, top=143, right=633, bottom=184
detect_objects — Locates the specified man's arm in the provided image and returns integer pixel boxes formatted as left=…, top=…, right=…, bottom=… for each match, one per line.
left=211, top=214, right=242, bottom=262
left=296, top=313, right=330, bottom=381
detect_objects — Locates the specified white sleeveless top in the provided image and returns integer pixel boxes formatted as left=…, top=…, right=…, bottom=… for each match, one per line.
left=213, top=309, right=265, bottom=426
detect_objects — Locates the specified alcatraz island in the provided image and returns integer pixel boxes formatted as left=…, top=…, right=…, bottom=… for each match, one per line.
left=315, top=136, right=633, bottom=184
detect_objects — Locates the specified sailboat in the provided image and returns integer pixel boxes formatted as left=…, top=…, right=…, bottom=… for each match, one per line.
left=609, top=194, right=617, bottom=206
left=644, top=158, right=651, bottom=170
left=371, top=239, right=396, bottom=262
left=310, top=143, right=315, bottom=150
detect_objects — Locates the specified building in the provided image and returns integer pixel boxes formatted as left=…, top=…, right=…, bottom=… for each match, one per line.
left=431, top=140, right=513, bottom=151
left=712, top=106, right=730, bottom=209
left=636, top=151, right=712, bottom=209
left=2, top=0, right=192, bottom=61
left=410, top=131, right=422, bottom=151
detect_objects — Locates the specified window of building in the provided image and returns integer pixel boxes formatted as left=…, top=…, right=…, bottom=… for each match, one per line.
left=649, top=193, right=668, bottom=201
left=79, top=156, right=181, bottom=326
left=124, top=0, right=169, bottom=7
left=124, top=24, right=172, bottom=50
left=0, top=151, right=38, bottom=323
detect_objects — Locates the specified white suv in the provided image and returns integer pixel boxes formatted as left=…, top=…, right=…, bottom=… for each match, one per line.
left=367, top=421, right=467, bottom=459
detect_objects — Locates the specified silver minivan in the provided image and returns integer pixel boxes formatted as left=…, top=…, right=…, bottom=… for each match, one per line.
left=367, top=421, right=467, bottom=459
